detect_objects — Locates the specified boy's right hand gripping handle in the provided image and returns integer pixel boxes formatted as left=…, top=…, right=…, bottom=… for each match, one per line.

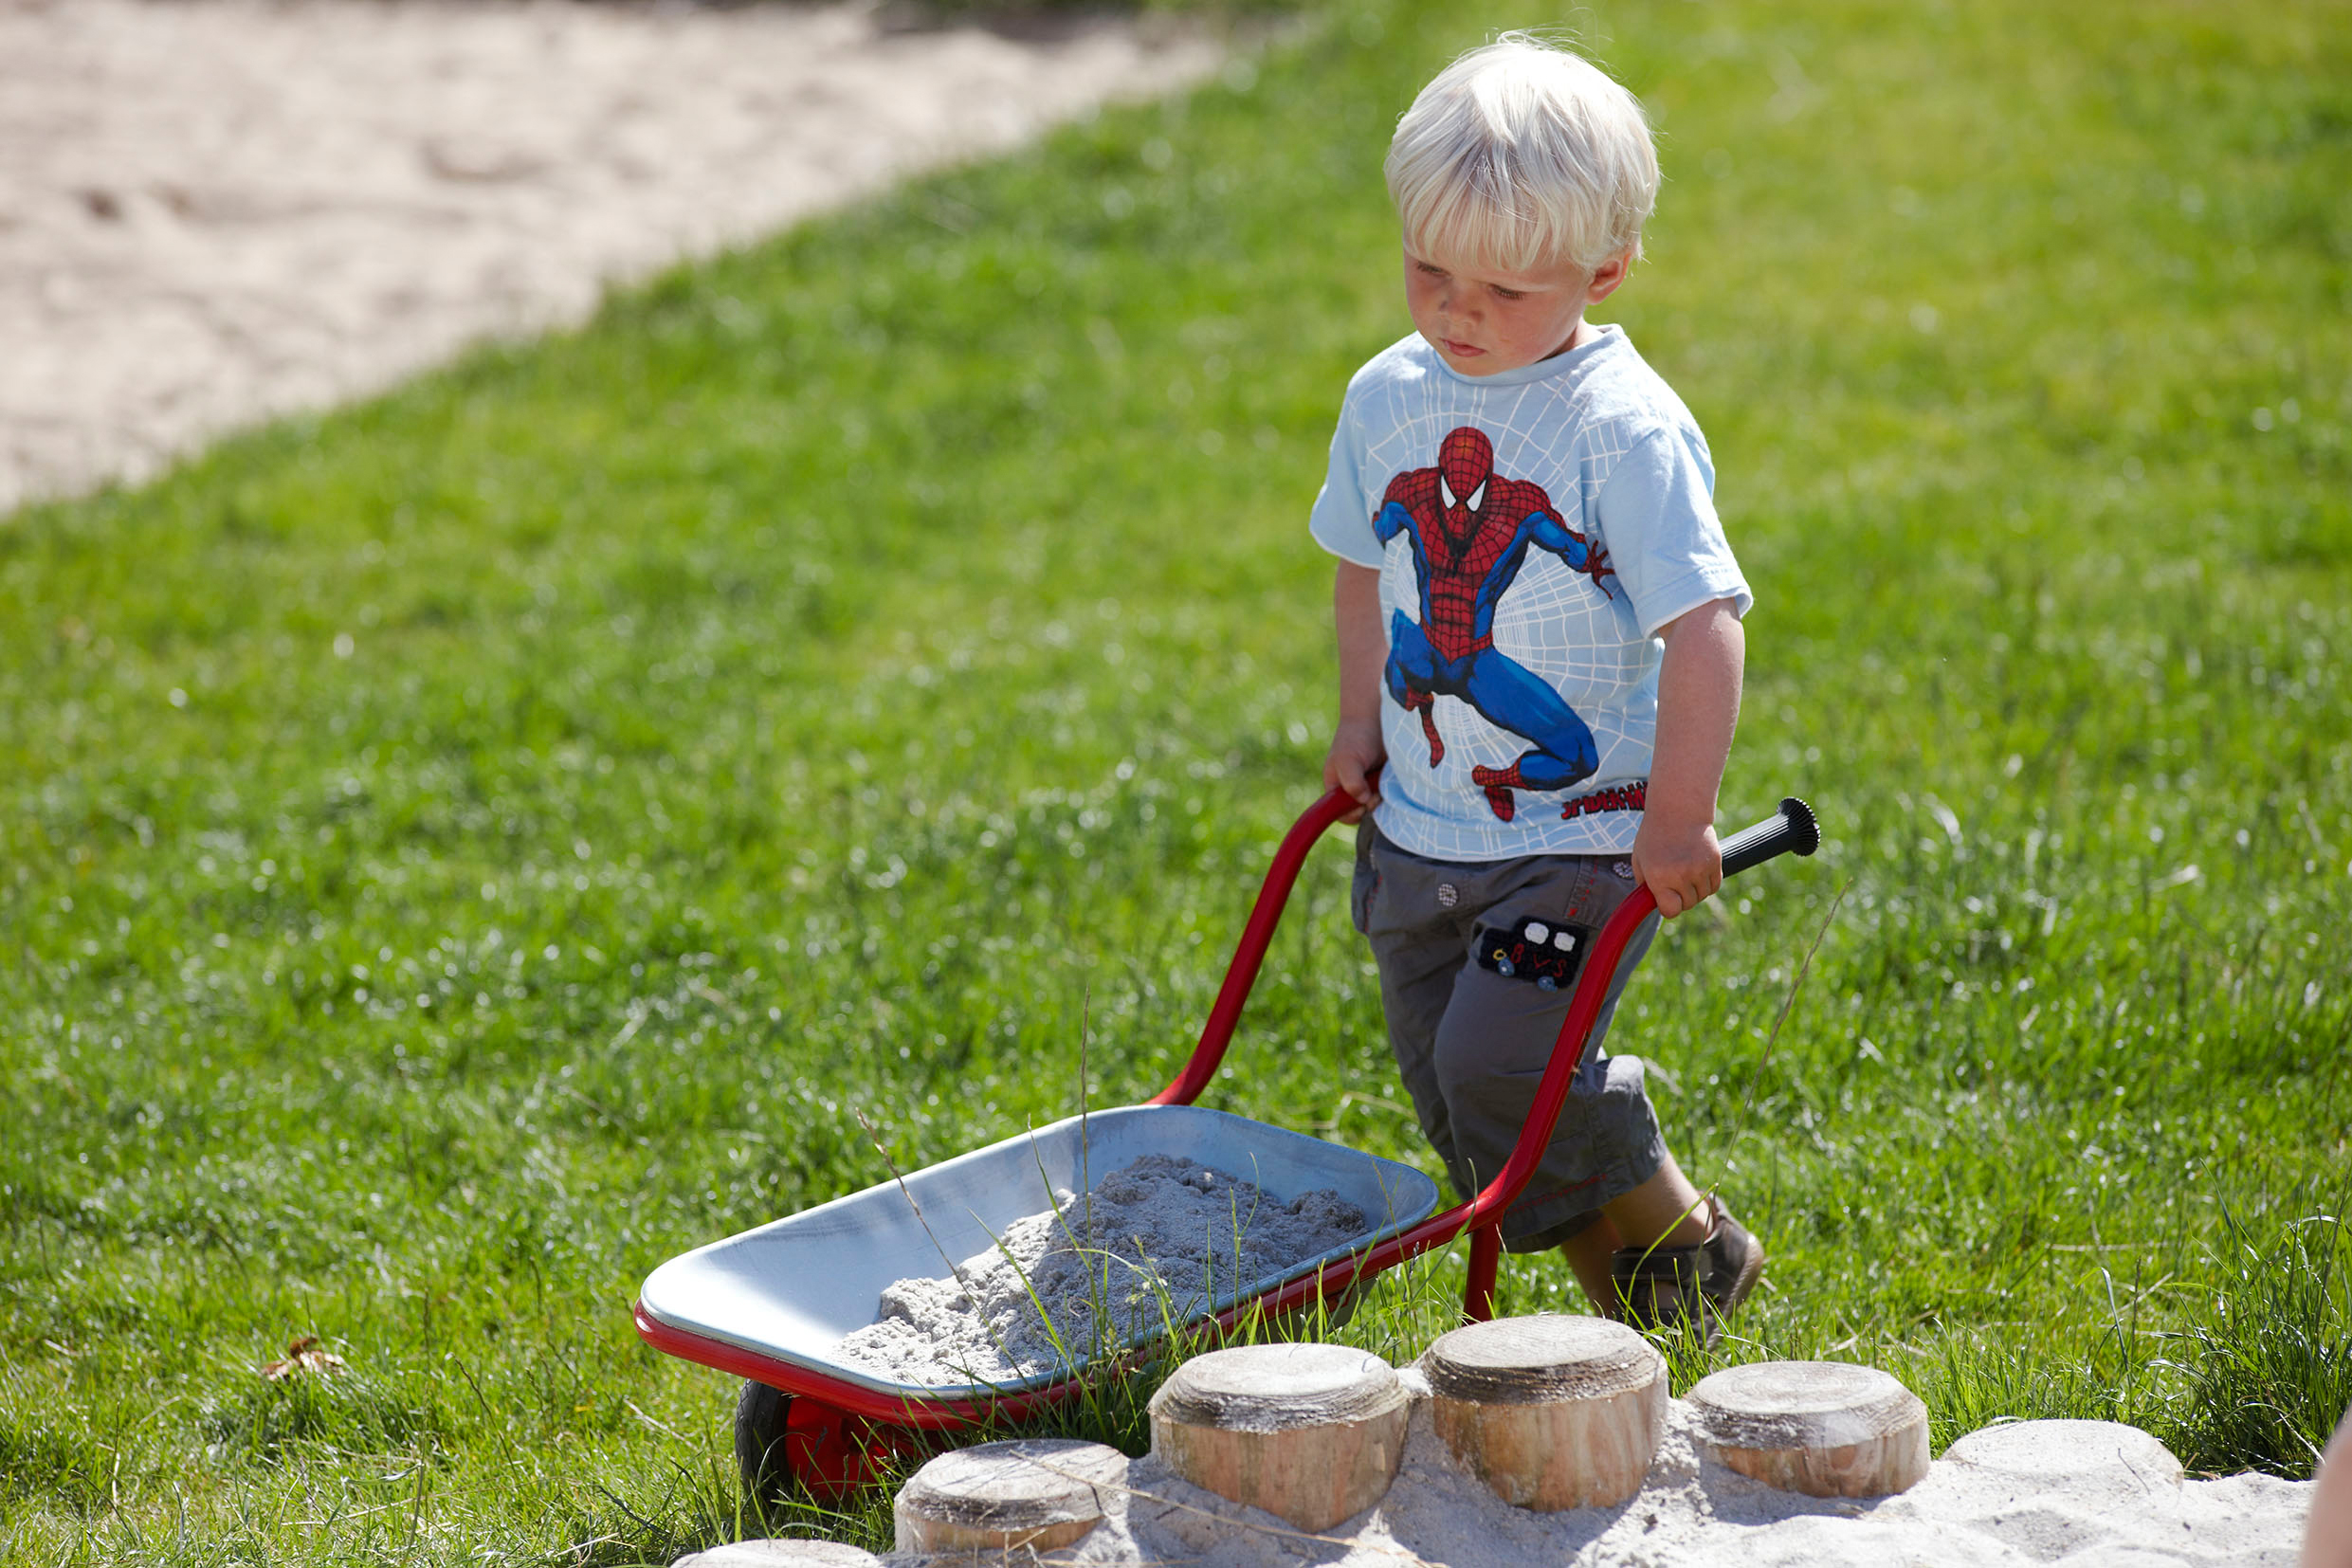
left=1460, top=793, right=1823, bottom=1321
left=1719, top=796, right=1820, bottom=879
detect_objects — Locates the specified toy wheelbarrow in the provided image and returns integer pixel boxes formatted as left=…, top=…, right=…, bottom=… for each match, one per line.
left=633, top=782, right=1819, bottom=1500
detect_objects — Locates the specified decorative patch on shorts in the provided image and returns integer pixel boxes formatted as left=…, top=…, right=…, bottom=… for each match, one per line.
left=1475, top=917, right=1595, bottom=992
left=1436, top=883, right=1459, bottom=908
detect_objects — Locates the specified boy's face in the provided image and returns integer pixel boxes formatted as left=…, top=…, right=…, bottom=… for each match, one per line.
left=1402, top=245, right=1631, bottom=377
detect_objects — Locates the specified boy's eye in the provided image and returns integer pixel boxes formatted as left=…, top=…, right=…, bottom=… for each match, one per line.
left=1491, top=287, right=1524, bottom=301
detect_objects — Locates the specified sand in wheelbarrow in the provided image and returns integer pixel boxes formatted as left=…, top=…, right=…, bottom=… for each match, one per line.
left=833, top=1155, right=1368, bottom=1387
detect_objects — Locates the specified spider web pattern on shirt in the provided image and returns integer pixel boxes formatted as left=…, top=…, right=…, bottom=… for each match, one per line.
left=1358, top=342, right=1660, bottom=861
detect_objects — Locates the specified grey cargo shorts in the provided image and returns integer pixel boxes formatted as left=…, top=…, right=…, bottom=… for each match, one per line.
left=1352, top=819, right=1667, bottom=1253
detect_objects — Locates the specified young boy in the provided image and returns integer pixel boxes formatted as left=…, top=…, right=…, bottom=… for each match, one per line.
left=1314, top=34, right=1761, bottom=1332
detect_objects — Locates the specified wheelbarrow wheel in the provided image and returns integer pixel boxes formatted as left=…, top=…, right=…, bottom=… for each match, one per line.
left=735, top=1380, right=911, bottom=1505
left=734, top=1379, right=796, bottom=1506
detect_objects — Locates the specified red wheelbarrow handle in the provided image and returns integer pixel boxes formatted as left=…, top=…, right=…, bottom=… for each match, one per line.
left=1150, top=779, right=1818, bottom=1322
left=1145, top=773, right=1376, bottom=1108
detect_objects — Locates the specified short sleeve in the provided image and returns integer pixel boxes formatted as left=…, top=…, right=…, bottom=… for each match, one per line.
left=1307, top=395, right=1383, bottom=568
left=1595, top=426, right=1753, bottom=636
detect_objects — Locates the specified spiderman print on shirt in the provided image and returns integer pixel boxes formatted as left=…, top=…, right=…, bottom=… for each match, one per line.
left=1375, top=426, right=1619, bottom=823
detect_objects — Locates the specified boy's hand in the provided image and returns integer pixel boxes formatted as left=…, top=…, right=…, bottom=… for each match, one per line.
left=1323, top=717, right=1386, bottom=825
left=1631, top=815, right=1722, bottom=919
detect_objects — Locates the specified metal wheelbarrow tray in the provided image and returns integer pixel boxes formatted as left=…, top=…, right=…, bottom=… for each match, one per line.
left=635, top=1102, right=1444, bottom=1402
left=633, top=776, right=1819, bottom=1497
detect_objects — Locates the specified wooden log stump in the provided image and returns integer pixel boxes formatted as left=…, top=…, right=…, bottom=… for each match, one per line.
left=1687, top=1360, right=1930, bottom=1498
left=672, top=1541, right=881, bottom=1568
left=1148, top=1342, right=1410, bottom=1531
left=891, top=1437, right=1126, bottom=1556
left=1422, top=1313, right=1667, bottom=1511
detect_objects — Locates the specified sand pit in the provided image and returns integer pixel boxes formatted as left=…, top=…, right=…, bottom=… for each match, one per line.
left=0, top=0, right=1226, bottom=514
left=700, top=1353, right=2315, bottom=1565
left=915, top=1392, right=2313, bottom=1566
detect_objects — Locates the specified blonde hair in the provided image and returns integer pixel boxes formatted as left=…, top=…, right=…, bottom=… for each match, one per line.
left=1384, top=34, right=1660, bottom=275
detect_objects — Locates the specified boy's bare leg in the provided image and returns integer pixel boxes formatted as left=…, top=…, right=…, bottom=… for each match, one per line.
left=1602, top=1152, right=1713, bottom=1251
left=1559, top=1153, right=1714, bottom=1317
left=1560, top=1215, right=1623, bottom=1314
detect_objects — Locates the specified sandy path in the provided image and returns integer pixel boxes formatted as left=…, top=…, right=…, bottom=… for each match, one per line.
left=0, top=0, right=1223, bottom=514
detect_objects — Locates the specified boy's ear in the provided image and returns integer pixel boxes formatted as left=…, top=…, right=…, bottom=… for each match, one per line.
left=1585, top=247, right=1636, bottom=303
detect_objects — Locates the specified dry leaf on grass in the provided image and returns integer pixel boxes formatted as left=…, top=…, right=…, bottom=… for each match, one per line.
left=262, top=1335, right=348, bottom=1381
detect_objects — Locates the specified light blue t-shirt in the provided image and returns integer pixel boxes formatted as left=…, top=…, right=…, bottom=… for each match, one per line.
left=1310, top=326, right=1751, bottom=861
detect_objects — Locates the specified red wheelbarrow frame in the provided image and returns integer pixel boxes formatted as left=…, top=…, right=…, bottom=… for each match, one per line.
left=634, top=781, right=1816, bottom=1460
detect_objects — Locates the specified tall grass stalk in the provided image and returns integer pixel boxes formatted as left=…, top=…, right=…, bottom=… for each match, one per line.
left=2158, top=1197, right=2350, bottom=1478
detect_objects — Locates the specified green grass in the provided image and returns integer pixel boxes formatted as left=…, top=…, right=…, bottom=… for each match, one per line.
left=4, top=0, right=2348, bottom=1559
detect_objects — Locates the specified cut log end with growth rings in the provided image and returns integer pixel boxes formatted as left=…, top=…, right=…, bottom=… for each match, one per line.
left=892, top=1438, right=1127, bottom=1556
left=1149, top=1341, right=1411, bottom=1532
left=1422, top=1313, right=1667, bottom=1511
left=1687, top=1360, right=1930, bottom=1498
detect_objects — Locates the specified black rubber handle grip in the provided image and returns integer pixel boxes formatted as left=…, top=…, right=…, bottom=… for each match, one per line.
left=1720, top=796, right=1821, bottom=880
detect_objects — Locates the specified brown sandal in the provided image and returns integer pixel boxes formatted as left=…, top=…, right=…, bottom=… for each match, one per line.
left=1608, top=1197, right=1765, bottom=1344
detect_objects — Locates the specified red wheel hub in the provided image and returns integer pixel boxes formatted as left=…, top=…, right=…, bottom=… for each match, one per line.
left=784, top=1397, right=915, bottom=1500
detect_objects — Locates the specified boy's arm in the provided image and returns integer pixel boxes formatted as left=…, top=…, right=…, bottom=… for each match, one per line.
left=1632, top=597, right=1744, bottom=918
left=1322, top=561, right=1387, bottom=824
